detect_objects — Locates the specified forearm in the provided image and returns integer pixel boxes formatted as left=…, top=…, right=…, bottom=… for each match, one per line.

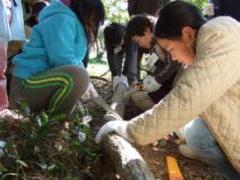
left=127, top=90, right=195, bottom=145
left=106, top=48, right=124, bottom=77
left=126, top=53, right=240, bottom=145
left=123, top=42, right=139, bottom=83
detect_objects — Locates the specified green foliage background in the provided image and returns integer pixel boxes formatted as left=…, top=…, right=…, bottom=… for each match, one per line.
left=102, top=0, right=208, bottom=23
left=185, top=0, right=208, bottom=10
left=102, top=0, right=129, bottom=23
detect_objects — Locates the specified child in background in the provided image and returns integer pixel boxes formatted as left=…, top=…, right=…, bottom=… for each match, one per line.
left=104, top=23, right=139, bottom=89
left=0, top=0, right=25, bottom=118
left=125, top=15, right=181, bottom=111
left=7, top=0, right=48, bottom=95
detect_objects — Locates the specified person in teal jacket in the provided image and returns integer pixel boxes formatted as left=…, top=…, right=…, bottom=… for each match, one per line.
left=10, top=0, right=105, bottom=117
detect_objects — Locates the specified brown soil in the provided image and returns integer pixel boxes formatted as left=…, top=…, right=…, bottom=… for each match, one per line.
left=136, top=143, right=227, bottom=180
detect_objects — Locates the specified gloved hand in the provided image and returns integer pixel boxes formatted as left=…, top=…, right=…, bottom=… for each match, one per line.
left=95, top=120, right=134, bottom=143
left=143, top=76, right=161, bottom=93
left=145, top=53, right=159, bottom=73
left=113, top=46, right=122, bottom=54
left=80, top=82, right=99, bottom=102
left=112, top=75, right=129, bottom=91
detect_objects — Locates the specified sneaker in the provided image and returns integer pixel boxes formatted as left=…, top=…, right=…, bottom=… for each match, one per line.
left=0, top=109, right=23, bottom=121
left=178, top=144, right=199, bottom=160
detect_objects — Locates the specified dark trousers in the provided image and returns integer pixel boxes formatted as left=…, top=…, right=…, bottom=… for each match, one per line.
left=106, top=42, right=143, bottom=85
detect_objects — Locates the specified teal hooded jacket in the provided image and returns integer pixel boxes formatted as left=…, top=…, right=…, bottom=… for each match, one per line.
left=12, top=0, right=87, bottom=79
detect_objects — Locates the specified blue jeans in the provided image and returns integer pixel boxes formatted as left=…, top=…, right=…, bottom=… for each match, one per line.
left=183, top=118, right=240, bottom=180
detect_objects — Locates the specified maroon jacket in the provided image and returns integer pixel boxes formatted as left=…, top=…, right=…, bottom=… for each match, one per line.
left=127, top=0, right=169, bottom=17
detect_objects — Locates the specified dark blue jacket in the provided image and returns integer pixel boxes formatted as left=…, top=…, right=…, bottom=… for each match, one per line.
left=211, top=0, right=240, bottom=21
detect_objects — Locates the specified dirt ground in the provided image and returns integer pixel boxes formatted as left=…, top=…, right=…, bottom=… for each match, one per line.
left=0, top=77, right=228, bottom=179
left=89, top=77, right=228, bottom=180
left=136, top=143, right=227, bottom=180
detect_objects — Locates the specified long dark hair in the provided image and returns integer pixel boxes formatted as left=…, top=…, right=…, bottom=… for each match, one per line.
left=70, top=0, right=105, bottom=45
left=155, top=1, right=205, bottom=40
left=104, top=23, right=125, bottom=49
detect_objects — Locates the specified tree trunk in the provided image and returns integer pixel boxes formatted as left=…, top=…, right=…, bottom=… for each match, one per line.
left=102, top=134, right=155, bottom=180
left=100, top=82, right=156, bottom=179
left=109, top=82, right=128, bottom=117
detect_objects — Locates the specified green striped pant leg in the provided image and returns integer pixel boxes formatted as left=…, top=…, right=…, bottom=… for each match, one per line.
left=10, top=65, right=89, bottom=116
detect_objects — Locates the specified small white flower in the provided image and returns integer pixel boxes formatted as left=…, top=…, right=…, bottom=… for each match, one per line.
left=82, top=115, right=92, bottom=124
left=0, top=140, right=6, bottom=158
left=78, top=131, right=86, bottom=143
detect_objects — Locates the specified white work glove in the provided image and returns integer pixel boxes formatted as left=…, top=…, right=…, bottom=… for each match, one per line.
left=80, top=82, right=99, bottom=102
left=112, top=75, right=129, bottom=91
left=143, top=76, right=161, bottom=93
left=95, top=120, right=134, bottom=143
left=104, top=110, right=123, bottom=121
left=145, top=53, right=159, bottom=73
left=113, top=46, right=122, bottom=54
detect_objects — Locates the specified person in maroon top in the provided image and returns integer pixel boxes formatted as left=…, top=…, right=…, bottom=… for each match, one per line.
left=127, top=0, right=169, bottom=17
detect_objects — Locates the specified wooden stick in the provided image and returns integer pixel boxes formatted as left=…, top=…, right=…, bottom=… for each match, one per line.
left=110, top=82, right=128, bottom=117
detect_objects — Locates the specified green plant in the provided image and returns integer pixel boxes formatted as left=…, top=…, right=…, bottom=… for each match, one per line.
left=102, top=0, right=129, bottom=23
left=0, top=102, right=100, bottom=178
